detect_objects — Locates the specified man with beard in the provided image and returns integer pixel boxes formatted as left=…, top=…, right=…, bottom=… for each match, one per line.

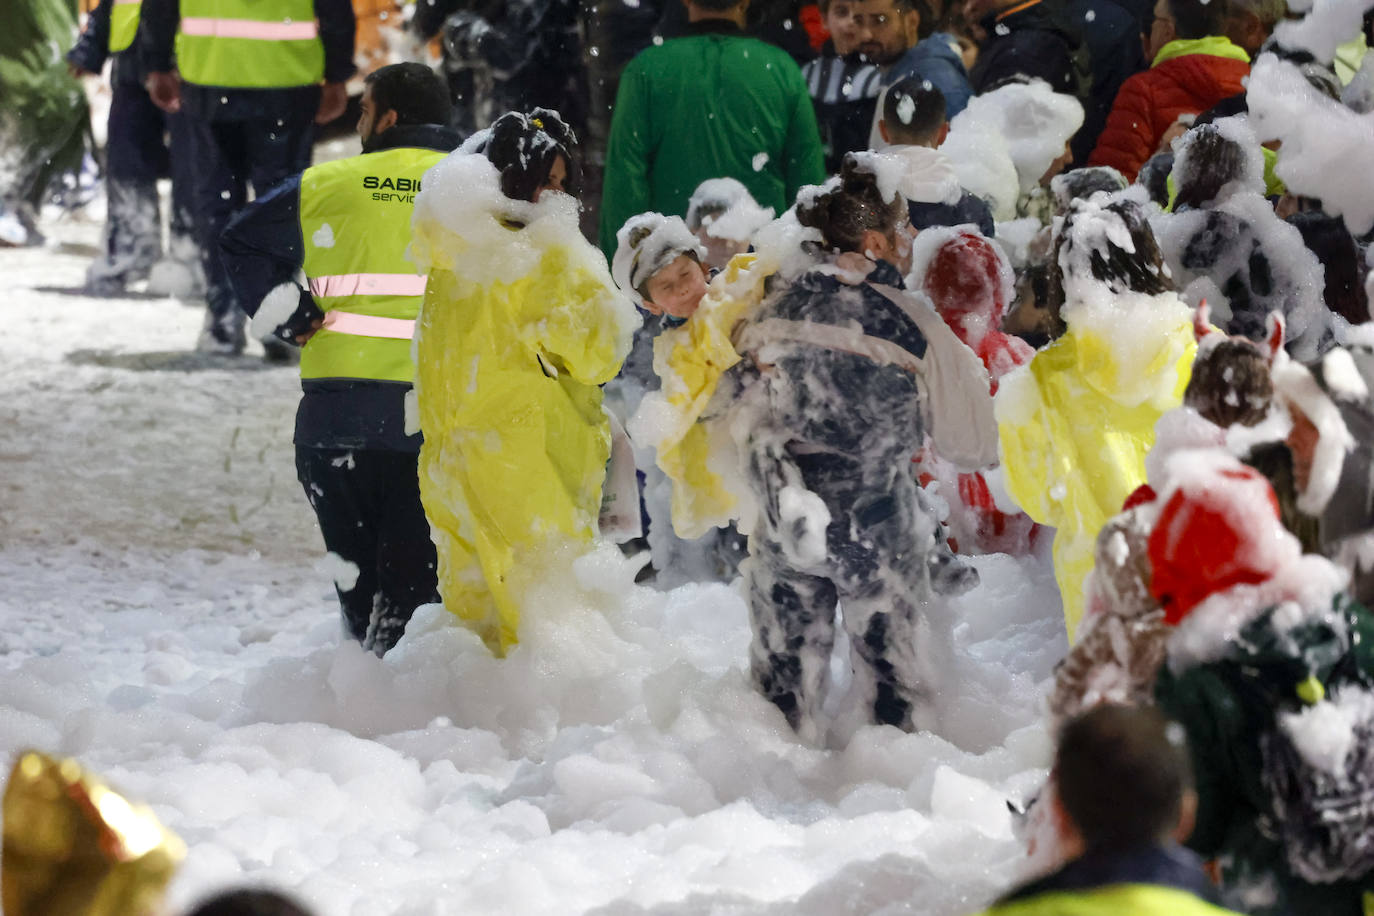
left=803, top=0, right=921, bottom=170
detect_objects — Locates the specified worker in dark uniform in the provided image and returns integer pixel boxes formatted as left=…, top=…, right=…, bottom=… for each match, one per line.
left=219, top=63, right=459, bottom=653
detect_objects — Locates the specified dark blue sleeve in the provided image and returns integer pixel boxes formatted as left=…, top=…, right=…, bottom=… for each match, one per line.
left=929, top=59, right=972, bottom=119
left=316, top=0, right=357, bottom=83
left=220, top=175, right=319, bottom=339
left=136, top=0, right=178, bottom=73
left=67, top=0, right=114, bottom=74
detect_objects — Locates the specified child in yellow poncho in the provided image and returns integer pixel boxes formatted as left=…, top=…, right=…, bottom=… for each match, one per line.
left=409, top=111, right=637, bottom=655
left=996, top=194, right=1196, bottom=640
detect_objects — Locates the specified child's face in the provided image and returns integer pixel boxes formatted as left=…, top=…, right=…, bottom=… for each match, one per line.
left=644, top=254, right=708, bottom=320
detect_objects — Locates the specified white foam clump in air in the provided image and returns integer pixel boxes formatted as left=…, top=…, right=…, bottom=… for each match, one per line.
left=408, top=151, right=639, bottom=345
left=311, top=223, right=335, bottom=249
left=752, top=152, right=770, bottom=172
left=315, top=552, right=360, bottom=592
left=1279, top=688, right=1374, bottom=775
left=942, top=80, right=1084, bottom=219
left=1272, top=0, right=1374, bottom=63
left=1249, top=53, right=1374, bottom=236
left=248, top=282, right=304, bottom=341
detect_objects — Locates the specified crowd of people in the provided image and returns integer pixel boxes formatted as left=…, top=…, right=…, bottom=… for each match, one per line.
left=5, top=0, right=1374, bottom=910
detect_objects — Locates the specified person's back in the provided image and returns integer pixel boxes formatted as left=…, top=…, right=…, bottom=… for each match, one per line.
left=877, top=77, right=996, bottom=236
left=1067, top=0, right=1148, bottom=163
left=599, top=0, right=825, bottom=259
left=979, top=705, right=1242, bottom=916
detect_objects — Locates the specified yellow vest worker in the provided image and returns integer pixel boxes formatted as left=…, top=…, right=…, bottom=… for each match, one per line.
left=139, top=0, right=356, bottom=354
left=410, top=111, right=637, bottom=656
left=995, top=197, right=1195, bottom=640
left=220, top=65, right=459, bottom=654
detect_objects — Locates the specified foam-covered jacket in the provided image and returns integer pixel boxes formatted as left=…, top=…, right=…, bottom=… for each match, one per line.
left=996, top=292, right=1195, bottom=638
left=1088, top=37, right=1249, bottom=181
left=1155, top=583, right=1374, bottom=916
left=738, top=260, right=929, bottom=469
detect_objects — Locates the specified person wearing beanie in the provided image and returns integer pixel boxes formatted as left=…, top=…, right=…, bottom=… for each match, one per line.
left=1150, top=451, right=1374, bottom=916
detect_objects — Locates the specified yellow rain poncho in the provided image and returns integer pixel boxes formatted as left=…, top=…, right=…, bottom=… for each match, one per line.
left=630, top=252, right=771, bottom=538
left=997, top=297, right=1196, bottom=640
left=410, top=155, right=636, bottom=655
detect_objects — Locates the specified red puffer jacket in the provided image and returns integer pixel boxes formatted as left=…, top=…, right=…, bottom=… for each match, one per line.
left=1088, top=38, right=1250, bottom=181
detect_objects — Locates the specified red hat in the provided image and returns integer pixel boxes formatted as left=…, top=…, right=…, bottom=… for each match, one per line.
left=1147, top=463, right=1283, bottom=624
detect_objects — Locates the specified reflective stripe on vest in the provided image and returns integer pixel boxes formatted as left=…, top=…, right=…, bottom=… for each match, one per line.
left=180, top=16, right=318, bottom=40
left=298, top=145, right=447, bottom=383
left=308, top=273, right=428, bottom=299
left=110, top=0, right=141, bottom=53
left=175, top=0, right=323, bottom=88
left=320, top=311, right=417, bottom=340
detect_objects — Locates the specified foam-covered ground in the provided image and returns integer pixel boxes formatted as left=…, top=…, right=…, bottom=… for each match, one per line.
left=0, top=211, right=1067, bottom=916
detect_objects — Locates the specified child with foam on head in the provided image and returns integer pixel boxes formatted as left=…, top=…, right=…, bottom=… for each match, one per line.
left=608, top=212, right=711, bottom=423
left=609, top=213, right=748, bottom=587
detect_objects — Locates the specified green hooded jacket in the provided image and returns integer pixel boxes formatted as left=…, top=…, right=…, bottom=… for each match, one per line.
left=598, top=22, right=826, bottom=260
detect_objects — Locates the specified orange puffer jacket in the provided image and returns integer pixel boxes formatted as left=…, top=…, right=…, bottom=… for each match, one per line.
left=1088, top=38, right=1249, bottom=181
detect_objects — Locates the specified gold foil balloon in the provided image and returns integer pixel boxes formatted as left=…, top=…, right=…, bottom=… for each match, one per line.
left=3, top=750, right=185, bottom=916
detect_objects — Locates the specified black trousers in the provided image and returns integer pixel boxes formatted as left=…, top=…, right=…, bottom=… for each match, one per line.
left=183, top=112, right=314, bottom=336
left=92, top=80, right=197, bottom=285
left=296, top=447, right=440, bottom=654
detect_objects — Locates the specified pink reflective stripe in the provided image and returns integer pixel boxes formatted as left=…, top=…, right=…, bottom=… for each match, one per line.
left=308, top=273, right=428, bottom=298
left=180, top=16, right=319, bottom=40
left=113, top=0, right=139, bottom=5
left=321, top=311, right=416, bottom=340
